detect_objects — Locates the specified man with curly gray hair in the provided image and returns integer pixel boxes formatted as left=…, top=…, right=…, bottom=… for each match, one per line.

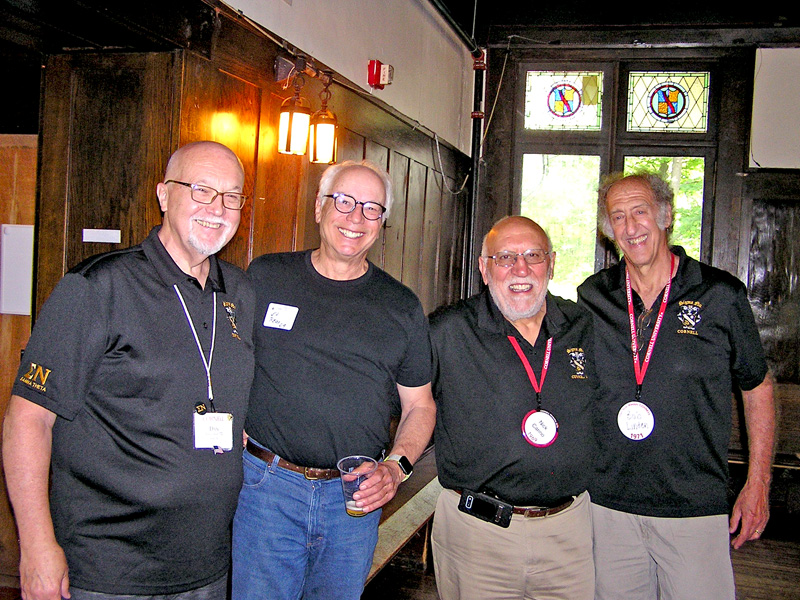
left=578, top=171, right=775, bottom=600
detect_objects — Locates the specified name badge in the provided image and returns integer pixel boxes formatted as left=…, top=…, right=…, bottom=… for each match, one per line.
left=521, top=409, right=559, bottom=447
left=617, top=401, right=654, bottom=441
left=263, top=303, right=299, bottom=330
left=194, top=412, right=234, bottom=452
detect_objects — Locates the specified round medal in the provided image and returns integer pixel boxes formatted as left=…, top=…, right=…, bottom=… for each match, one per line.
left=617, top=401, right=654, bottom=441
left=521, top=409, right=559, bottom=447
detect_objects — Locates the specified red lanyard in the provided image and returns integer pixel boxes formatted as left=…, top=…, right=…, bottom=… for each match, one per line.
left=625, top=253, right=675, bottom=399
left=508, top=335, right=553, bottom=410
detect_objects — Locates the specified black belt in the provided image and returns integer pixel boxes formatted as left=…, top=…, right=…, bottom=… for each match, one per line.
left=454, top=489, right=574, bottom=518
left=246, top=440, right=340, bottom=480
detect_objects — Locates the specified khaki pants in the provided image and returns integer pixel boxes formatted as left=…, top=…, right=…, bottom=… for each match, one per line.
left=592, top=503, right=735, bottom=600
left=432, top=490, right=594, bottom=600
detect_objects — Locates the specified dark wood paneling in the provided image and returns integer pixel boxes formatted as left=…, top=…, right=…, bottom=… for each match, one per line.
left=419, top=171, right=443, bottom=313
left=179, top=54, right=261, bottom=270
left=402, top=161, right=427, bottom=292
left=748, top=198, right=800, bottom=384
left=384, top=152, right=411, bottom=282
left=36, top=52, right=179, bottom=316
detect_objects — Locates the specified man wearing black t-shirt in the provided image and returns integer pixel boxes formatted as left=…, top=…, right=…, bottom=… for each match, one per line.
left=429, top=216, right=597, bottom=600
left=3, top=141, right=255, bottom=600
left=578, top=172, right=775, bottom=600
left=232, top=160, right=436, bottom=600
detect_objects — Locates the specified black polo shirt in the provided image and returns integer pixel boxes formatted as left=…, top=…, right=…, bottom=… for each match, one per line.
left=430, top=289, right=598, bottom=506
left=577, top=246, right=768, bottom=518
left=13, top=226, right=255, bottom=594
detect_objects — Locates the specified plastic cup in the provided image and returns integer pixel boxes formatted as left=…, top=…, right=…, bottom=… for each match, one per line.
left=336, top=455, right=378, bottom=517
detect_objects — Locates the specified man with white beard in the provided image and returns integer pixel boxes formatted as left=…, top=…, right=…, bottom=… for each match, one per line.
left=4, top=141, right=255, bottom=600
left=429, top=216, right=598, bottom=600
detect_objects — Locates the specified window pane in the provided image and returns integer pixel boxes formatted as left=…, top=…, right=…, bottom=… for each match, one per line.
left=521, top=154, right=601, bottom=300
left=623, top=156, right=705, bottom=260
left=524, top=71, right=603, bottom=131
left=627, top=71, right=710, bottom=133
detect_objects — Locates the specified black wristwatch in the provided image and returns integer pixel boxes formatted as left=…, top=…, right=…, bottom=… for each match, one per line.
left=385, top=454, right=413, bottom=481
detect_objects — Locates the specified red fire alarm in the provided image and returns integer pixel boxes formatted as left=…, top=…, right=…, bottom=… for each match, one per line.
left=368, top=59, right=393, bottom=90
left=368, top=59, right=384, bottom=89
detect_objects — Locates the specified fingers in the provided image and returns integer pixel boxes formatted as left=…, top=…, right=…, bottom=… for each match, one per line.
left=352, top=463, right=400, bottom=512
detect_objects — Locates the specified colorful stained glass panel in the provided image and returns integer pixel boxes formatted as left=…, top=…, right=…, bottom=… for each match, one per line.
left=524, top=71, right=603, bottom=131
left=627, top=72, right=710, bottom=133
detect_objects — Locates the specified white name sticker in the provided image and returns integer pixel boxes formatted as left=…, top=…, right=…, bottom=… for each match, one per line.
left=194, top=412, right=234, bottom=451
left=263, top=303, right=299, bottom=330
left=617, top=401, right=655, bottom=441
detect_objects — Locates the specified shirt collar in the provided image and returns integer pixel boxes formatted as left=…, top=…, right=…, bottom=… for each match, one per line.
left=611, top=245, right=699, bottom=293
left=142, top=225, right=226, bottom=293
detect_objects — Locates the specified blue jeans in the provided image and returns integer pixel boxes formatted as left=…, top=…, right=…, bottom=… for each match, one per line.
left=231, top=443, right=381, bottom=600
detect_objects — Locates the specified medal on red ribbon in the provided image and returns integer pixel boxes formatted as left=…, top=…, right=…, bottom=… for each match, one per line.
left=508, top=336, right=558, bottom=447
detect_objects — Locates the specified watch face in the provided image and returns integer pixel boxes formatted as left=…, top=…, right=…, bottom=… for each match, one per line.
left=397, top=455, right=413, bottom=475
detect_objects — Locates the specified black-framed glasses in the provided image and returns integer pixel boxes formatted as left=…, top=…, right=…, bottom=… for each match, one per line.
left=165, top=180, right=247, bottom=210
left=323, top=193, right=386, bottom=221
left=485, top=250, right=550, bottom=268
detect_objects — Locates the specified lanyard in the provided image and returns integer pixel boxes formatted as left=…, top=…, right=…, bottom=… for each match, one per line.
left=508, top=335, right=553, bottom=410
left=624, top=253, right=674, bottom=400
left=174, top=285, right=217, bottom=410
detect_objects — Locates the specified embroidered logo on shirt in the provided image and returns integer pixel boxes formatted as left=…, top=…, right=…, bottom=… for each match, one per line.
left=223, top=301, right=241, bottom=340
left=567, top=347, right=587, bottom=379
left=677, top=300, right=702, bottom=335
left=20, top=362, right=52, bottom=392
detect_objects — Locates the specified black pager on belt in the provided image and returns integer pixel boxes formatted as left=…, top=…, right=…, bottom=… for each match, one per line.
left=458, top=489, right=513, bottom=528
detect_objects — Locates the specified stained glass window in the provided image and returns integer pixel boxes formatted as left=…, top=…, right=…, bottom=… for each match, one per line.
left=524, top=71, right=603, bottom=131
left=627, top=71, right=710, bottom=133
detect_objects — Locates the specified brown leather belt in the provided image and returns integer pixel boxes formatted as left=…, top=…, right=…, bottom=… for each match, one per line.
left=454, top=489, right=574, bottom=518
left=246, top=440, right=340, bottom=480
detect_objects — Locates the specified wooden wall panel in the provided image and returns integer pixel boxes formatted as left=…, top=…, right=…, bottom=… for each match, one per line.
left=384, top=152, right=411, bottom=282
left=179, top=54, right=261, bottom=270
left=419, top=171, right=443, bottom=313
left=0, top=135, right=37, bottom=583
left=36, top=52, right=179, bottom=315
left=402, top=161, right=427, bottom=292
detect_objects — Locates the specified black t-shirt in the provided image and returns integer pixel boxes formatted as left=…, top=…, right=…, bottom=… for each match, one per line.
left=430, top=290, right=598, bottom=506
left=577, top=246, right=768, bottom=517
left=13, top=227, right=255, bottom=594
left=245, top=250, right=432, bottom=468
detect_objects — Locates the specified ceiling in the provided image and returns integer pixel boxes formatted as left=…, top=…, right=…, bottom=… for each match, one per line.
left=437, top=1, right=800, bottom=47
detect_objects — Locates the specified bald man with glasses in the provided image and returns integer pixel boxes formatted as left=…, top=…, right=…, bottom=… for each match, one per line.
left=429, top=216, right=598, bottom=600
left=4, top=141, right=255, bottom=600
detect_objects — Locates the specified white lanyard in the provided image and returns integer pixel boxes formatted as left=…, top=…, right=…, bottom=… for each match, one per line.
left=174, top=284, right=217, bottom=408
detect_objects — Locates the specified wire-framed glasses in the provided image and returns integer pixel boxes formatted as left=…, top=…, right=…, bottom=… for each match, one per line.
left=323, top=193, right=386, bottom=220
left=165, top=180, right=247, bottom=210
left=485, top=250, right=550, bottom=268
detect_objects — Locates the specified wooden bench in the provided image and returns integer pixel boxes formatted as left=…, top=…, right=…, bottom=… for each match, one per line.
left=367, top=446, right=441, bottom=582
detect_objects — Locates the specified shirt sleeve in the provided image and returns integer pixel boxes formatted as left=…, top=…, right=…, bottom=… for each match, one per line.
left=728, top=281, right=769, bottom=391
left=394, top=300, right=433, bottom=388
left=12, top=272, right=108, bottom=419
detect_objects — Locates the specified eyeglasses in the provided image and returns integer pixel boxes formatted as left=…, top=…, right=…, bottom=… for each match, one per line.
left=484, top=250, right=550, bottom=268
left=165, top=180, right=247, bottom=210
left=323, top=193, right=386, bottom=221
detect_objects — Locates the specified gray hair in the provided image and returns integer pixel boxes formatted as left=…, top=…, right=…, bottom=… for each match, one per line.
left=317, top=160, right=393, bottom=219
left=597, top=171, right=674, bottom=241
